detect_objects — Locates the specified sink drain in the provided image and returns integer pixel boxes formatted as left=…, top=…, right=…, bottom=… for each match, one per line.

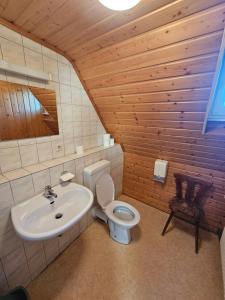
left=55, top=213, right=63, bottom=219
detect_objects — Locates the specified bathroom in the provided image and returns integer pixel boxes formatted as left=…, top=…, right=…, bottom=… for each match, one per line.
left=0, top=0, right=225, bottom=299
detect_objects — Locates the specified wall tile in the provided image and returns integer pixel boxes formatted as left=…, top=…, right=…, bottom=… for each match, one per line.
left=0, top=229, right=22, bottom=258
left=0, top=37, right=25, bottom=66
left=37, top=142, right=53, bottom=162
left=58, top=62, right=70, bottom=85
left=0, top=25, right=22, bottom=44
left=60, top=84, right=71, bottom=104
left=61, top=104, right=73, bottom=122
left=70, top=68, right=82, bottom=88
left=0, top=261, right=9, bottom=293
left=51, top=139, right=64, bottom=159
left=24, top=48, right=43, bottom=71
left=0, top=210, right=12, bottom=237
left=19, top=144, right=39, bottom=167
left=71, top=87, right=82, bottom=105
left=63, top=160, right=76, bottom=175
left=43, top=55, right=59, bottom=82
left=42, top=46, right=57, bottom=60
left=0, top=148, right=21, bottom=173
left=49, top=164, right=63, bottom=186
left=0, top=183, right=14, bottom=213
left=2, top=246, right=26, bottom=278
left=11, top=175, right=34, bottom=204
left=7, top=262, right=31, bottom=289
left=32, top=169, right=50, bottom=194
left=64, top=138, right=75, bottom=155
left=22, top=37, right=42, bottom=53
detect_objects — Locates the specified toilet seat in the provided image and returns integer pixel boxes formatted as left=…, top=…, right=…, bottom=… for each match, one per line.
left=96, top=174, right=140, bottom=228
left=105, top=200, right=140, bottom=228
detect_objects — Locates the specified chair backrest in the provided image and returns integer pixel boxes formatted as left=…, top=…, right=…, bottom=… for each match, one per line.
left=174, top=173, right=211, bottom=206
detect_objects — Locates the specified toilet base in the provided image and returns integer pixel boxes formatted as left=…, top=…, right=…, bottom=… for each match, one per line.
left=108, top=219, right=131, bottom=244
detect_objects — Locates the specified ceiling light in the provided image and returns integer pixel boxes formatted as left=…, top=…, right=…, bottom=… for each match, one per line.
left=98, top=0, right=141, bottom=11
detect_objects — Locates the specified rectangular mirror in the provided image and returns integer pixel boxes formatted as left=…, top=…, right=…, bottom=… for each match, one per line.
left=0, top=80, right=59, bottom=141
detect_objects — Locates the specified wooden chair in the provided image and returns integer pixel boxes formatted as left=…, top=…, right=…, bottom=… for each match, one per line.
left=161, top=173, right=211, bottom=254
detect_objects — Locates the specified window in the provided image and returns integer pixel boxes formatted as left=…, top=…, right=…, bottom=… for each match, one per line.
left=203, top=30, right=225, bottom=135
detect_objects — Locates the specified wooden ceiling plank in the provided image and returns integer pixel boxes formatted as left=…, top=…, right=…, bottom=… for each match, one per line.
left=80, top=31, right=222, bottom=79
left=33, top=0, right=113, bottom=41
left=76, top=3, right=225, bottom=70
left=46, top=3, right=114, bottom=46
left=90, top=73, right=214, bottom=97
left=15, top=0, right=68, bottom=31
left=101, top=111, right=205, bottom=121
left=70, top=0, right=225, bottom=59
left=94, top=88, right=211, bottom=105
left=98, top=101, right=208, bottom=113
left=63, top=0, right=175, bottom=54
left=0, top=0, right=31, bottom=22
left=86, top=53, right=218, bottom=89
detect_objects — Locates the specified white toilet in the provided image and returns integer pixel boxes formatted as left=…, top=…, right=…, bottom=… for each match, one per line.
left=84, top=160, right=140, bottom=244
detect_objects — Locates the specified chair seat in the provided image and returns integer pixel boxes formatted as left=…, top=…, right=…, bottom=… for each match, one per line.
left=169, top=197, right=201, bottom=219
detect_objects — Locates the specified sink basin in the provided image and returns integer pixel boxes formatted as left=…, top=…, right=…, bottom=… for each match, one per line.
left=11, top=182, right=93, bottom=241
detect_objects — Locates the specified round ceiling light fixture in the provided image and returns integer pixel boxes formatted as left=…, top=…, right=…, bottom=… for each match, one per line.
left=98, top=0, right=141, bottom=11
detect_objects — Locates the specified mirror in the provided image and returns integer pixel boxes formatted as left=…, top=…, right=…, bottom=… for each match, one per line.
left=0, top=80, right=59, bottom=141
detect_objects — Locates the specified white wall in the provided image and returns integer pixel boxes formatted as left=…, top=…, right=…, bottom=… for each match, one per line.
left=0, top=24, right=106, bottom=174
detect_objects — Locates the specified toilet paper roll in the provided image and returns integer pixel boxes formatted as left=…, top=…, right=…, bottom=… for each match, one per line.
left=110, top=138, right=114, bottom=146
left=103, top=134, right=110, bottom=147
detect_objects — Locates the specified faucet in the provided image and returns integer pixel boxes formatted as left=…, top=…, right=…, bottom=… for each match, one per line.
left=43, top=185, right=57, bottom=204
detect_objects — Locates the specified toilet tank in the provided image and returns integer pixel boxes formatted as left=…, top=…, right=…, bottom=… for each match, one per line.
left=83, top=160, right=110, bottom=194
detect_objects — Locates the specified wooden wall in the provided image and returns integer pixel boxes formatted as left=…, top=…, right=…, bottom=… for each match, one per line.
left=1, top=0, right=225, bottom=231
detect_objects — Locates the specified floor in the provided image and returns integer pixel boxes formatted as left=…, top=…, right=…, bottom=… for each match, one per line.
left=28, top=195, right=223, bottom=300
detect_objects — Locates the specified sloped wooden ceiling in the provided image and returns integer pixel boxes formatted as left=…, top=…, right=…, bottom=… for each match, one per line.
left=1, top=0, right=225, bottom=231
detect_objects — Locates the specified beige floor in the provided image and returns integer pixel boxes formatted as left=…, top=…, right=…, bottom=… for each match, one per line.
left=28, top=195, right=223, bottom=300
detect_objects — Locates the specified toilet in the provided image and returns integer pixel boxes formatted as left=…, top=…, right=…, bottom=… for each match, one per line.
left=84, top=160, right=140, bottom=244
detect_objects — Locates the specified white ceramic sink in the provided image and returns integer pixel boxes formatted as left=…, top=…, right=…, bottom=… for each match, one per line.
left=11, top=182, right=93, bottom=241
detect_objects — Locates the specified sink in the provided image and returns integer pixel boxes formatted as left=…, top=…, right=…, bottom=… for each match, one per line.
left=11, top=182, right=93, bottom=241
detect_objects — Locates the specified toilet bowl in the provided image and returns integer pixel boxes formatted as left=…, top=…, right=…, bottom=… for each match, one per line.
left=96, top=173, right=140, bottom=244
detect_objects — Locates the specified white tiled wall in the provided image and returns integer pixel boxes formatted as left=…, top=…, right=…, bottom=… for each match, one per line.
left=0, top=24, right=124, bottom=293
left=0, top=145, right=124, bottom=293
left=0, top=24, right=106, bottom=174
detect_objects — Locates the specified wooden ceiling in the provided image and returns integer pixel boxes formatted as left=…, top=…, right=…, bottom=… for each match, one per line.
left=0, top=0, right=225, bottom=171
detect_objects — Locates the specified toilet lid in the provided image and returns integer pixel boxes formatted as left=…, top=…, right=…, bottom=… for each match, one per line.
left=96, top=174, right=115, bottom=209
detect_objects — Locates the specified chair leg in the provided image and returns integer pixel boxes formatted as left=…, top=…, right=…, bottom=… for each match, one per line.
left=162, top=212, right=174, bottom=236
left=195, top=222, right=199, bottom=254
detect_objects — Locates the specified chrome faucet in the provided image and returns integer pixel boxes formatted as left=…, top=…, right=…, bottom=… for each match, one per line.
left=43, top=185, right=57, bottom=204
